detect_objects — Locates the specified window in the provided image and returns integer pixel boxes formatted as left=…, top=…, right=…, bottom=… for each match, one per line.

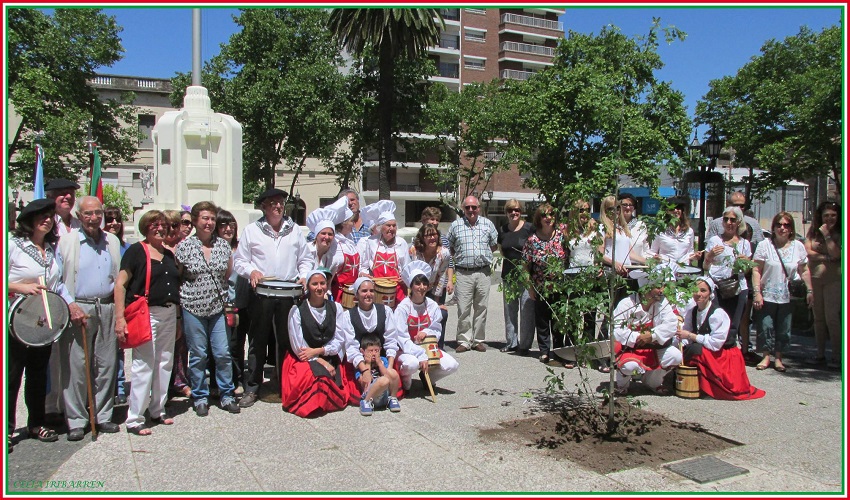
left=138, top=114, right=156, bottom=149
left=464, top=29, right=486, bottom=42
left=464, top=58, right=485, bottom=70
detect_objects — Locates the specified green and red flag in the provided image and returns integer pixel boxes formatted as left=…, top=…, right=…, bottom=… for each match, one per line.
left=89, top=145, right=103, bottom=203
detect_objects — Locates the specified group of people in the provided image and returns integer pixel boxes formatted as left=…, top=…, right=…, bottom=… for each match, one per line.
left=8, top=178, right=841, bottom=449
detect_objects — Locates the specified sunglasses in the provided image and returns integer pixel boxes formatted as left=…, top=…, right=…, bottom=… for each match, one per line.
left=506, top=208, right=521, bottom=214
left=775, top=222, right=792, bottom=228
left=723, top=217, right=738, bottom=223
left=170, top=222, right=180, bottom=229
left=181, top=219, right=192, bottom=226
left=619, top=203, right=634, bottom=208
left=218, top=222, right=237, bottom=229
left=577, top=208, right=589, bottom=213
left=542, top=212, right=554, bottom=218
left=464, top=205, right=479, bottom=210
left=104, top=216, right=119, bottom=223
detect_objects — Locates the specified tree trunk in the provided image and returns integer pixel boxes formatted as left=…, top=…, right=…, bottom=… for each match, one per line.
left=377, top=42, right=394, bottom=200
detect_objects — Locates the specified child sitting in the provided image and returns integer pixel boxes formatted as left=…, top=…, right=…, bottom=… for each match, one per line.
left=357, top=334, right=401, bottom=416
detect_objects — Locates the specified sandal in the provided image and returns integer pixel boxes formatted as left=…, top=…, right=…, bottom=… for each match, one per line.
left=29, top=426, right=59, bottom=443
left=774, top=361, right=787, bottom=372
left=756, top=359, right=771, bottom=370
left=127, top=425, right=152, bottom=436
left=151, top=416, right=174, bottom=425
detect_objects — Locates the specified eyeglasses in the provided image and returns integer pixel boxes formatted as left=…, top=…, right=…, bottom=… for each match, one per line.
left=104, top=216, right=119, bottom=224
left=542, top=213, right=554, bottom=218
left=619, top=203, right=634, bottom=208
left=775, top=222, right=792, bottom=228
left=464, top=205, right=479, bottom=210
left=218, top=222, right=237, bottom=229
left=722, top=217, right=738, bottom=223
left=577, top=208, right=589, bottom=213
left=506, top=208, right=521, bottom=214
left=80, top=209, right=103, bottom=218
left=180, top=219, right=192, bottom=226
left=264, top=200, right=285, bottom=207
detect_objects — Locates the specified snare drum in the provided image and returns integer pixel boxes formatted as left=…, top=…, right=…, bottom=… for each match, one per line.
left=340, top=286, right=356, bottom=309
left=373, top=278, right=398, bottom=308
left=9, top=292, right=70, bottom=347
left=256, top=280, right=303, bottom=299
left=418, top=335, right=442, bottom=367
left=676, top=265, right=703, bottom=277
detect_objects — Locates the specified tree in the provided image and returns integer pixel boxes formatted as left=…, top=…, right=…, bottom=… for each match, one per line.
left=418, top=81, right=520, bottom=211
left=504, top=20, right=691, bottom=206
left=695, top=25, right=842, bottom=200
left=7, top=8, right=139, bottom=187
left=81, top=183, right=134, bottom=221
left=170, top=9, right=349, bottom=197
left=329, top=8, right=445, bottom=200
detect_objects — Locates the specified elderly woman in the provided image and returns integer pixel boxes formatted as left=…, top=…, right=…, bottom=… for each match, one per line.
left=703, top=206, right=752, bottom=349
left=305, top=199, right=348, bottom=281
left=752, top=212, right=814, bottom=372
left=114, top=210, right=181, bottom=435
left=523, top=203, right=572, bottom=368
left=650, top=197, right=701, bottom=265
left=395, top=261, right=460, bottom=391
left=104, top=205, right=131, bottom=405
left=497, top=199, right=535, bottom=354
left=8, top=199, right=78, bottom=446
left=174, top=201, right=239, bottom=417
left=281, top=269, right=349, bottom=417
left=804, top=201, right=842, bottom=368
left=358, top=200, right=409, bottom=308
left=409, top=223, right=452, bottom=349
left=216, top=210, right=250, bottom=394
left=676, top=277, right=765, bottom=400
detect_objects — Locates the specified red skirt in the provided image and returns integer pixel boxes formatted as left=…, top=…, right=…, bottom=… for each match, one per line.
left=614, top=341, right=660, bottom=371
left=281, top=353, right=349, bottom=417
left=689, top=348, right=766, bottom=400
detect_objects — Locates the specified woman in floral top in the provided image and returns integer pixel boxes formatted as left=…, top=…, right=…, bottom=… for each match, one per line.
left=522, top=203, right=571, bottom=368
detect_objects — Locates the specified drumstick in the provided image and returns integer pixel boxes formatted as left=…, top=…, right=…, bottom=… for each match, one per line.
left=38, top=276, right=53, bottom=329
left=423, top=370, right=437, bottom=403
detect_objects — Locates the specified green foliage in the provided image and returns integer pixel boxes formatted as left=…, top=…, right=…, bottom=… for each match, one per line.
left=81, top=183, right=134, bottom=221
left=7, top=8, right=140, bottom=186
left=695, top=25, right=842, bottom=198
left=170, top=9, right=349, bottom=195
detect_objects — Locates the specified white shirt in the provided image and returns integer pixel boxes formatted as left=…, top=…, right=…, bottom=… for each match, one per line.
left=234, top=219, right=312, bottom=281
left=705, top=235, right=752, bottom=291
left=569, top=226, right=603, bottom=268
left=358, top=236, right=410, bottom=276
left=304, top=240, right=343, bottom=279
left=394, top=297, right=444, bottom=342
left=680, top=300, right=731, bottom=352
left=650, top=228, right=695, bottom=264
left=612, top=293, right=679, bottom=347
left=54, top=214, right=82, bottom=237
left=626, top=218, right=650, bottom=260
left=604, top=229, right=633, bottom=267
left=8, top=238, right=73, bottom=304
left=288, top=302, right=346, bottom=361
left=753, top=239, right=808, bottom=304
left=340, top=304, right=400, bottom=368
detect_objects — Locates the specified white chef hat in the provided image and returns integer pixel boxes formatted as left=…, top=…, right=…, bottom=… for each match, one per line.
left=327, top=196, right=354, bottom=223
left=400, top=260, right=432, bottom=288
left=306, top=201, right=348, bottom=236
left=360, top=200, right=396, bottom=230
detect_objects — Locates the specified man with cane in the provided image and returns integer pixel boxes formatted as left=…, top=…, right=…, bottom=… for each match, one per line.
left=57, top=196, right=121, bottom=440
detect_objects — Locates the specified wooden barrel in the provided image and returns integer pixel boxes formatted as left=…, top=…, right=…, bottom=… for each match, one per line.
left=418, top=335, right=442, bottom=367
left=675, top=365, right=700, bottom=399
left=340, top=286, right=355, bottom=309
left=373, top=278, right=398, bottom=308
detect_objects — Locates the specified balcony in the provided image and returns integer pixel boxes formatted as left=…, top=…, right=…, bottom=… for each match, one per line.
left=438, top=34, right=460, bottom=50
left=88, top=74, right=173, bottom=93
left=439, top=8, right=460, bottom=21
left=437, top=62, right=459, bottom=79
left=501, top=13, right=563, bottom=31
left=501, top=69, right=536, bottom=81
left=500, top=41, right=555, bottom=57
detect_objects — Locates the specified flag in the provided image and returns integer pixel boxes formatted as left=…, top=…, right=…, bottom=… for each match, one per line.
left=89, top=145, right=103, bottom=203
left=33, top=145, right=45, bottom=200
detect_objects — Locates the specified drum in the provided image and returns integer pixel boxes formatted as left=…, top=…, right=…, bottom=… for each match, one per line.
left=676, top=265, right=703, bottom=277
left=675, top=365, right=700, bottom=399
left=373, top=278, right=397, bottom=308
left=256, top=280, right=303, bottom=299
left=9, top=292, right=70, bottom=347
left=418, top=335, right=442, bottom=367
left=340, top=286, right=356, bottom=309
left=563, top=267, right=584, bottom=278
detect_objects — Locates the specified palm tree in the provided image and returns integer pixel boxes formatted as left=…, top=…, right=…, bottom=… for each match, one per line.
left=329, top=8, right=445, bottom=200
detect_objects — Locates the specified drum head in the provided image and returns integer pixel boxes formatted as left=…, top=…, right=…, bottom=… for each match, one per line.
left=676, top=265, right=703, bottom=276
left=258, top=279, right=299, bottom=290
left=10, top=292, right=70, bottom=347
left=563, top=267, right=584, bottom=276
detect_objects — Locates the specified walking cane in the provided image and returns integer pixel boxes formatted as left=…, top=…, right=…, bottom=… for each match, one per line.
left=80, top=320, right=98, bottom=441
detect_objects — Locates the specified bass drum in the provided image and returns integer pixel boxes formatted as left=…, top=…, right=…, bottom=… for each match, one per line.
left=9, top=292, right=70, bottom=347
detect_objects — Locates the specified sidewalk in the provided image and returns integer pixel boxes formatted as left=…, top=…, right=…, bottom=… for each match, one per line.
left=7, top=283, right=844, bottom=494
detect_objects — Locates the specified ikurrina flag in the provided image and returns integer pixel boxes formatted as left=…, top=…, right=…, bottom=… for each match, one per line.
left=89, top=145, right=103, bottom=203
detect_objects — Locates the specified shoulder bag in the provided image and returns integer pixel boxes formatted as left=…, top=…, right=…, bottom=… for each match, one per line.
left=772, top=239, right=807, bottom=299
left=121, top=242, right=153, bottom=349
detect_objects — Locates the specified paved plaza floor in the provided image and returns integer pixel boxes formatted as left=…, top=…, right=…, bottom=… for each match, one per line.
left=6, top=282, right=845, bottom=495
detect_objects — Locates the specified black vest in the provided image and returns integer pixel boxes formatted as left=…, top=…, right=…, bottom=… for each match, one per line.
left=348, top=304, right=387, bottom=345
left=691, top=304, right=735, bottom=349
left=299, top=300, right=337, bottom=349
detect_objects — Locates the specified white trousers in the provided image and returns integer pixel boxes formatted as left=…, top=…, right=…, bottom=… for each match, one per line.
left=397, top=350, right=459, bottom=389
left=126, top=305, right=177, bottom=428
left=616, top=344, right=682, bottom=391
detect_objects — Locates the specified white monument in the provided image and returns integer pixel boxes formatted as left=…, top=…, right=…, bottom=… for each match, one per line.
left=136, top=85, right=260, bottom=230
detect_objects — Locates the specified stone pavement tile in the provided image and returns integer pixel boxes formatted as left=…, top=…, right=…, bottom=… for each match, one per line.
left=608, top=466, right=704, bottom=493
left=729, top=433, right=843, bottom=485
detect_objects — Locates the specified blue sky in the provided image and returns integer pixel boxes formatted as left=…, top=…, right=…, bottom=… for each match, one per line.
left=101, top=5, right=842, bottom=131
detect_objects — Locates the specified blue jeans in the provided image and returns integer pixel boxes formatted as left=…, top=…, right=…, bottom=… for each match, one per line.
left=182, top=309, right=235, bottom=406
left=755, top=301, right=792, bottom=355
left=503, top=289, right=535, bottom=350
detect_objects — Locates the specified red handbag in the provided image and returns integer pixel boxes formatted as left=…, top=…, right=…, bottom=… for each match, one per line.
left=120, top=242, right=153, bottom=349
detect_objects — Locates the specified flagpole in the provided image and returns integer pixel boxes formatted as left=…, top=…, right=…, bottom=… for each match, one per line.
left=33, top=132, right=45, bottom=200
left=87, top=124, right=94, bottom=189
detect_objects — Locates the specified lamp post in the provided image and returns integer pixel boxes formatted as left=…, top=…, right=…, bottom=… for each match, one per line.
left=483, top=189, right=493, bottom=216
left=689, top=127, right=724, bottom=254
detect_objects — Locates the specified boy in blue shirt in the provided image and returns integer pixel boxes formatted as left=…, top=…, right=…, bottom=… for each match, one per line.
left=357, top=334, right=401, bottom=415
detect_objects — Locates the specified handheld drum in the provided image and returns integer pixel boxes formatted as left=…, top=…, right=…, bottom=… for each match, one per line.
left=418, top=335, right=442, bottom=367
left=255, top=280, right=303, bottom=300
left=9, top=292, right=70, bottom=347
left=373, top=278, right=398, bottom=308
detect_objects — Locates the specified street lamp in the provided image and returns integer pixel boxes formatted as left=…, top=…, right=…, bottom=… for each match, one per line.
left=686, top=127, right=725, bottom=256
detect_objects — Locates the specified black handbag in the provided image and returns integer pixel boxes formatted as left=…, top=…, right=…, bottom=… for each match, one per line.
left=771, top=239, right=807, bottom=299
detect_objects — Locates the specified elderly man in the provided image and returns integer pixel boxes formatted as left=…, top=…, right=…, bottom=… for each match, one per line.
left=233, top=188, right=312, bottom=408
left=705, top=191, right=765, bottom=245
left=56, top=196, right=121, bottom=440
left=446, top=196, right=499, bottom=352
left=341, top=188, right=371, bottom=243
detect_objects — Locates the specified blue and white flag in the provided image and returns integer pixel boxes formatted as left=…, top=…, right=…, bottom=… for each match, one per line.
left=33, top=145, right=45, bottom=200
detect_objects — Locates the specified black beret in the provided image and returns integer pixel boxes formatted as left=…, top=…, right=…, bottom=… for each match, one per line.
left=666, top=196, right=690, bottom=208
left=44, top=179, right=80, bottom=192
left=17, top=198, right=56, bottom=223
left=255, top=188, right=288, bottom=206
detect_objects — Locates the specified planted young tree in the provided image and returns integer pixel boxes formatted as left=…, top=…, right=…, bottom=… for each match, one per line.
left=170, top=9, right=349, bottom=197
left=696, top=25, right=842, bottom=200
left=7, top=8, right=139, bottom=186
left=501, top=20, right=693, bottom=436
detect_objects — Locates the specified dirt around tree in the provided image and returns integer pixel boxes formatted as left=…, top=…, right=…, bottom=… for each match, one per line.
left=481, top=393, right=739, bottom=474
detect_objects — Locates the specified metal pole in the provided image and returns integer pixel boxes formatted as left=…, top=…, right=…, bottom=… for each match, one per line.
left=192, top=9, right=201, bottom=86
left=699, top=168, right=707, bottom=252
